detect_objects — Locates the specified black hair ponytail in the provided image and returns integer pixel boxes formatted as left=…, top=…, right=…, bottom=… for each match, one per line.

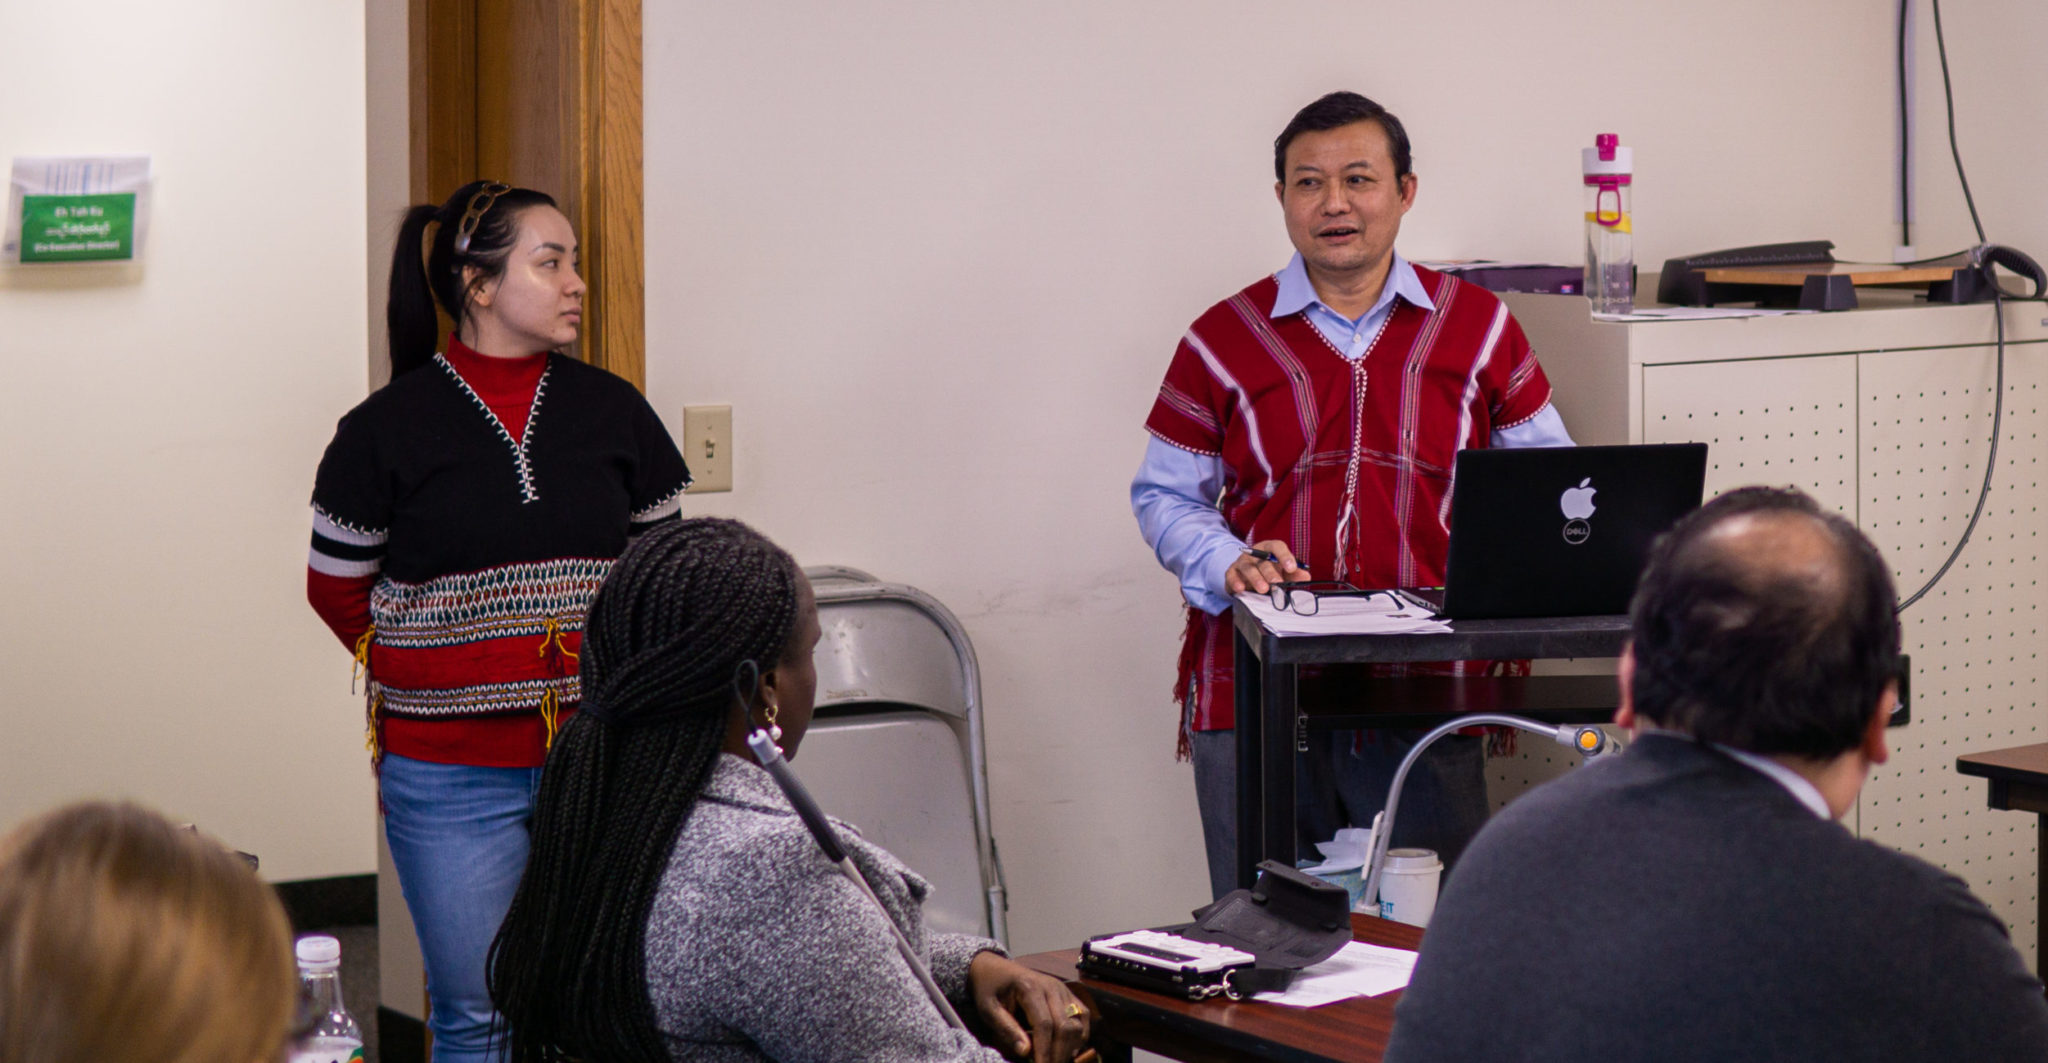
left=382, top=181, right=561, bottom=379
left=385, top=204, right=443, bottom=377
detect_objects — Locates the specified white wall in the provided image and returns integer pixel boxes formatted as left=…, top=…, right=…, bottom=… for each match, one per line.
left=1906, top=3, right=2048, bottom=262
left=641, top=0, right=2033, bottom=953
left=0, top=1, right=373, bottom=880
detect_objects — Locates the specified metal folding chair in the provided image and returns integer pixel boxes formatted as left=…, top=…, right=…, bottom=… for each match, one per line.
left=796, top=566, right=1007, bottom=945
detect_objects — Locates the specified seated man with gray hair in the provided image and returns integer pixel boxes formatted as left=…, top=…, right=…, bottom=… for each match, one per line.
left=1386, top=486, right=2048, bottom=1062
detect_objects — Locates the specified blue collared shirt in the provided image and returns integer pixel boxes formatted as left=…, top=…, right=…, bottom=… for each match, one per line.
left=1132, top=253, right=1575, bottom=614
left=1272, top=249, right=1439, bottom=358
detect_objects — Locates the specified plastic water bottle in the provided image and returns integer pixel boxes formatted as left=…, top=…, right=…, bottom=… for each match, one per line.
left=1582, top=133, right=1634, bottom=314
left=289, top=935, right=365, bottom=1063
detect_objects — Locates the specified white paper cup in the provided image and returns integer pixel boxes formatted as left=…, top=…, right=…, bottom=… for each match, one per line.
left=1376, top=848, right=1443, bottom=927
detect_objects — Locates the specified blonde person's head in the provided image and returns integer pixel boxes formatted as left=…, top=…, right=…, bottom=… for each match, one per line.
left=0, top=801, right=298, bottom=1063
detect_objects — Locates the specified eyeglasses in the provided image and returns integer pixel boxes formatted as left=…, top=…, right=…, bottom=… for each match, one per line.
left=1266, top=580, right=1398, bottom=616
left=452, top=181, right=512, bottom=255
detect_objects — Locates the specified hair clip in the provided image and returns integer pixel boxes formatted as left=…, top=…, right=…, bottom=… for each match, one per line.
left=452, top=180, right=512, bottom=255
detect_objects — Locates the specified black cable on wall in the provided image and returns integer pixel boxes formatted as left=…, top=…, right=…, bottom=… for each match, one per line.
left=1894, top=0, right=2009, bottom=613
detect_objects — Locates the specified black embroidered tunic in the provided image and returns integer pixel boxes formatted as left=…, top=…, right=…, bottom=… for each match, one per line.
left=309, top=347, right=688, bottom=763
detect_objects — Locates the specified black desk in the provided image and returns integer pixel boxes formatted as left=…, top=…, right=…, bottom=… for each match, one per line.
left=1954, top=742, right=2048, bottom=973
left=1230, top=601, right=1630, bottom=888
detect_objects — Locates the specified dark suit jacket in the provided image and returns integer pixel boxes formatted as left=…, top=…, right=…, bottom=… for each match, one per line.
left=1385, top=733, right=2048, bottom=1062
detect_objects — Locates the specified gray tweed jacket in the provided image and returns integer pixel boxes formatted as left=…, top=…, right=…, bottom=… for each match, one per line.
left=645, top=754, right=1006, bottom=1062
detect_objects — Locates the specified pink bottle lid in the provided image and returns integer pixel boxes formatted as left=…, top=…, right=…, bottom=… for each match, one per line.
left=1582, top=133, right=1632, bottom=184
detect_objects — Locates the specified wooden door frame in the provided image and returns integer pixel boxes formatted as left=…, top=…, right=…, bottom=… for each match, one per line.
left=408, top=0, right=645, bottom=388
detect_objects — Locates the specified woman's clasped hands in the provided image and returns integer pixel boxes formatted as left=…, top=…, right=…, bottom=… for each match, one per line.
left=968, top=951, right=1094, bottom=1063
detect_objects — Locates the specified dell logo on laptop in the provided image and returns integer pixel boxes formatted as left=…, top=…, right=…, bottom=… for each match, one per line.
left=1560, top=478, right=1596, bottom=545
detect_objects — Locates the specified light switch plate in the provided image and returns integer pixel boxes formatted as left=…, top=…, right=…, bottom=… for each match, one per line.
left=682, top=404, right=732, bottom=493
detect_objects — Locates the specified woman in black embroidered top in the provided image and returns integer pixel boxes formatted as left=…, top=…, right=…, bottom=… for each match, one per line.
left=305, top=180, right=688, bottom=1062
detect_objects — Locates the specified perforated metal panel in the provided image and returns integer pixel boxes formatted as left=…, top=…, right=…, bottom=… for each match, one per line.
left=1639, top=353, right=1859, bottom=516
left=1858, top=344, right=2048, bottom=966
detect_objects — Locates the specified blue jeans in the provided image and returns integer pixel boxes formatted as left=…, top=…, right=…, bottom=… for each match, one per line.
left=1190, top=728, right=1488, bottom=902
left=380, top=754, right=544, bottom=1063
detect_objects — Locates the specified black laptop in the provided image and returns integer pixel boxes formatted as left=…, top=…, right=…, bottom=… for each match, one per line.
left=1401, top=443, right=1708, bottom=620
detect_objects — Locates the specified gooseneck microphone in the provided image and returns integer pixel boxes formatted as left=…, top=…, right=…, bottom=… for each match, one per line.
left=1359, top=714, right=1618, bottom=910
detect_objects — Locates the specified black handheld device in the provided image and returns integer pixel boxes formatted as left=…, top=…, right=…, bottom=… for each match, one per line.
left=1078, top=861, right=1354, bottom=1000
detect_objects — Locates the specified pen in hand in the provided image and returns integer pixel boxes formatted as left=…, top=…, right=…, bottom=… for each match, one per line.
left=1233, top=543, right=1309, bottom=595
left=1243, top=546, right=1301, bottom=574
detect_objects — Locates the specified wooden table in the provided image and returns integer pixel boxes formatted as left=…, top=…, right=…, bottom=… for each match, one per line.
left=1231, top=601, right=1629, bottom=888
left=1955, top=742, right=2048, bottom=972
left=1015, top=914, right=1425, bottom=1063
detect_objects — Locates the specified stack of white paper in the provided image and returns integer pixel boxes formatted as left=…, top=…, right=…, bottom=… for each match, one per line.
left=1592, top=306, right=1813, bottom=322
left=1251, top=941, right=1421, bottom=1007
left=1239, top=591, right=1450, bottom=638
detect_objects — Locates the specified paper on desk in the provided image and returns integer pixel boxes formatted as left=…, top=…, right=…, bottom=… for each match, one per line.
left=1251, top=941, right=1420, bottom=1007
left=1238, top=591, right=1451, bottom=638
left=1592, top=306, right=1815, bottom=322
left=1413, top=259, right=1561, bottom=272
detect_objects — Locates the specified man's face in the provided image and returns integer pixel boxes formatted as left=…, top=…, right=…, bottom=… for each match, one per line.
left=1275, top=120, right=1417, bottom=283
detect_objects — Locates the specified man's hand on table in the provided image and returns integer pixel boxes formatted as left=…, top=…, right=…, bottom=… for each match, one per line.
left=1226, top=539, right=1311, bottom=595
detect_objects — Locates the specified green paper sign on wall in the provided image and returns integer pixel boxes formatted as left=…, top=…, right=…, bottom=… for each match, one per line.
left=6, top=155, right=151, bottom=265
left=20, top=193, right=136, bottom=262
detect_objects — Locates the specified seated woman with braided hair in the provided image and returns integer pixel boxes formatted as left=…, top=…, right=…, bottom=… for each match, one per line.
left=488, top=517, right=1091, bottom=1063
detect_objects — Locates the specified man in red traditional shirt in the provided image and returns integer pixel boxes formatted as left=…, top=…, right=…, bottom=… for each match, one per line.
left=1132, top=91, right=1575, bottom=899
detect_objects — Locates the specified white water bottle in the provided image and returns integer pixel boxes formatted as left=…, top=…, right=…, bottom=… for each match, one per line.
left=289, top=935, right=365, bottom=1063
left=1582, top=133, right=1634, bottom=314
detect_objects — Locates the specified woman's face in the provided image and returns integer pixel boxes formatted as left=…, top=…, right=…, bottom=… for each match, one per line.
left=771, top=578, right=824, bottom=759
left=467, top=205, right=585, bottom=355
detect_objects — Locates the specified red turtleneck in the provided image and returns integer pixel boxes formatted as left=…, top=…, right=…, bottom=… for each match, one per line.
left=439, top=333, right=547, bottom=440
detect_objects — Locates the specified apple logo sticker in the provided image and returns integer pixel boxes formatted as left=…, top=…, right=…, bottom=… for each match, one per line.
left=1560, top=477, right=1595, bottom=545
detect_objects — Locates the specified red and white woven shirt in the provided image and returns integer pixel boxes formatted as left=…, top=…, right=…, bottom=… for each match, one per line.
left=1145, top=266, right=1555, bottom=733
